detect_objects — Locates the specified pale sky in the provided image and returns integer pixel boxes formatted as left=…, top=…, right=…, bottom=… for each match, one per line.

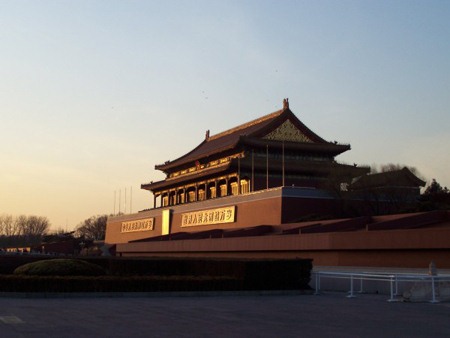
left=1, top=0, right=449, bottom=231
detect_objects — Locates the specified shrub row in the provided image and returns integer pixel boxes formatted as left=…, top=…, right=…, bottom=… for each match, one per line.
left=1, top=256, right=312, bottom=291
left=85, top=257, right=313, bottom=290
left=0, top=275, right=242, bottom=293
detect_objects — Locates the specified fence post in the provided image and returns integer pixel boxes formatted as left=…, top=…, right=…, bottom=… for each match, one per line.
left=430, top=276, right=439, bottom=303
left=347, top=274, right=356, bottom=298
left=314, top=272, right=320, bottom=295
left=359, top=277, right=364, bottom=294
left=394, top=275, right=398, bottom=296
left=387, top=276, right=396, bottom=302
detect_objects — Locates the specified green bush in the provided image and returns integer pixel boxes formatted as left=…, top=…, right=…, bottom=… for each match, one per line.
left=13, top=259, right=106, bottom=276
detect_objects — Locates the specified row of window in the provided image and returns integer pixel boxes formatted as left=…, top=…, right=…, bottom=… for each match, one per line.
left=161, top=179, right=250, bottom=207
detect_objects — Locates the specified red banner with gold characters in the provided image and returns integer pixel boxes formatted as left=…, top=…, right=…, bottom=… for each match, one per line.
left=121, top=218, right=154, bottom=233
left=181, top=206, right=235, bottom=227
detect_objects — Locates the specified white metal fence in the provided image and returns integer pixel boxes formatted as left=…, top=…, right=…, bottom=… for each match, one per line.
left=313, top=271, right=450, bottom=303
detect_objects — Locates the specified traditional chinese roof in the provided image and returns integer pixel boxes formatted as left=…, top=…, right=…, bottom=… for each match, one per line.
left=350, top=167, right=426, bottom=190
left=142, top=162, right=231, bottom=191
left=155, top=102, right=349, bottom=173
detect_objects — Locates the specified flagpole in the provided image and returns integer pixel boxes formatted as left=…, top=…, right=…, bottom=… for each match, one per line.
left=282, top=141, right=285, bottom=187
left=119, top=189, right=121, bottom=214
left=266, top=144, right=269, bottom=189
left=238, top=155, right=241, bottom=195
left=251, top=149, right=254, bottom=192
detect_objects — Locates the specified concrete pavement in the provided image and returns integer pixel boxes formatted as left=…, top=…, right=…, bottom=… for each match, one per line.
left=1, top=292, right=450, bottom=337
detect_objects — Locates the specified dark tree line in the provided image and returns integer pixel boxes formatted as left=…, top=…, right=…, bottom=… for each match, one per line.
left=0, top=213, right=108, bottom=250
left=423, top=179, right=449, bottom=195
left=420, top=178, right=450, bottom=211
left=0, top=214, right=50, bottom=248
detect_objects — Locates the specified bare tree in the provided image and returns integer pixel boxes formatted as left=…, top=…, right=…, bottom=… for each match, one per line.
left=0, top=214, right=50, bottom=247
left=15, top=215, right=28, bottom=236
left=0, top=214, right=18, bottom=236
left=23, top=215, right=50, bottom=237
left=75, top=215, right=108, bottom=240
left=0, top=214, right=10, bottom=235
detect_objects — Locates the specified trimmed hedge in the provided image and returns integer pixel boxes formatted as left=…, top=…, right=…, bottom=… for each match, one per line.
left=1, top=257, right=312, bottom=292
left=13, top=259, right=106, bottom=276
left=0, top=275, right=241, bottom=292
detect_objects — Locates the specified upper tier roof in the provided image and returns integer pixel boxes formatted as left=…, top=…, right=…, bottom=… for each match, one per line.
left=350, top=167, right=426, bottom=190
left=155, top=101, right=349, bottom=172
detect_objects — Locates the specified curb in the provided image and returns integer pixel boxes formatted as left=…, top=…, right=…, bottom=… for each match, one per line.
left=0, top=289, right=314, bottom=299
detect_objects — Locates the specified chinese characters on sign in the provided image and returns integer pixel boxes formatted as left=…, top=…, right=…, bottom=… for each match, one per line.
left=121, top=218, right=154, bottom=233
left=181, top=206, right=235, bottom=227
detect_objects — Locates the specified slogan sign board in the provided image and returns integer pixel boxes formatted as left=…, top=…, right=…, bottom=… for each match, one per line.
left=181, top=206, right=235, bottom=227
left=121, top=218, right=154, bottom=233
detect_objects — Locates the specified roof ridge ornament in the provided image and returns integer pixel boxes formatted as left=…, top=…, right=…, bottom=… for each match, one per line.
left=283, top=98, right=289, bottom=110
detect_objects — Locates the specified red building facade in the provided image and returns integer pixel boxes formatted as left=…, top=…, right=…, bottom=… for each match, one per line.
left=104, top=101, right=446, bottom=269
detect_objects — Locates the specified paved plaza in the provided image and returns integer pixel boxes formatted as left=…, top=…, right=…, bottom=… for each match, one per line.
left=1, top=292, right=450, bottom=337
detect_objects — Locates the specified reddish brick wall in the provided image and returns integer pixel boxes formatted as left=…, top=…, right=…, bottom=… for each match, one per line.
left=116, top=227, right=450, bottom=269
left=106, top=188, right=285, bottom=244
left=281, top=197, right=338, bottom=223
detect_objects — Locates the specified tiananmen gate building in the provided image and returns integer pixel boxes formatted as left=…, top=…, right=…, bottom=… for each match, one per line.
left=105, top=100, right=450, bottom=268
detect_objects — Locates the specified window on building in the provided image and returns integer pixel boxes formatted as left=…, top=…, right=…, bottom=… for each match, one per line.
left=162, top=196, right=169, bottom=207
left=198, top=189, right=205, bottom=201
left=241, top=179, right=249, bottom=194
left=209, top=186, right=216, bottom=199
left=220, top=184, right=227, bottom=197
left=231, top=182, right=239, bottom=195
left=188, top=191, right=196, bottom=202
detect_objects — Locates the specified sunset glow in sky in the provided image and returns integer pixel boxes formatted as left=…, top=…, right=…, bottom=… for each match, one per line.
left=1, top=0, right=449, bottom=230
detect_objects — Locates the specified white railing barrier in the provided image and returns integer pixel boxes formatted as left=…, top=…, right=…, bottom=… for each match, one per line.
left=313, top=271, right=450, bottom=303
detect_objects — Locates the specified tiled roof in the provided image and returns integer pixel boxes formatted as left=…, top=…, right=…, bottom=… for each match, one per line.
left=155, top=109, right=285, bottom=171
left=350, top=167, right=426, bottom=189
left=155, top=106, right=333, bottom=172
left=142, top=162, right=231, bottom=191
left=208, top=109, right=284, bottom=141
